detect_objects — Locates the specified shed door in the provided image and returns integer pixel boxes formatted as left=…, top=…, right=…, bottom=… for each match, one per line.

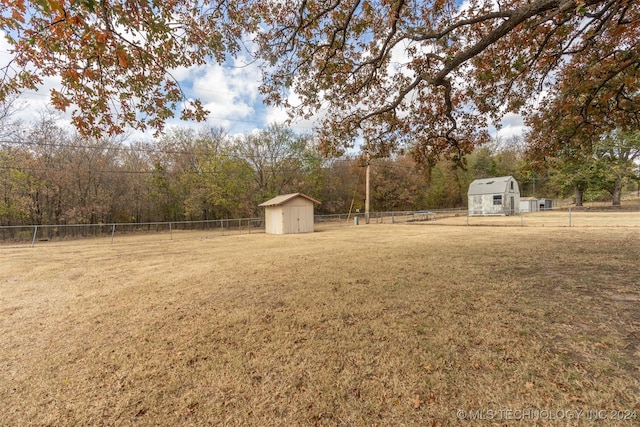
left=285, top=206, right=305, bottom=233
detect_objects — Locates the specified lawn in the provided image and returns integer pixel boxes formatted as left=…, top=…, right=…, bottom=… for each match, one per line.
left=1, top=218, right=639, bottom=426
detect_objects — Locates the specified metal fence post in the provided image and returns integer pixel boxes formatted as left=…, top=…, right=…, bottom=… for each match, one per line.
left=31, top=225, right=38, bottom=247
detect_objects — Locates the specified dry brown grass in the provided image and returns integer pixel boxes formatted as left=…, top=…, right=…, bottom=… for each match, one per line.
left=1, top=216, right=639, bottom=426
left=430, top=209, right=640, bottom=227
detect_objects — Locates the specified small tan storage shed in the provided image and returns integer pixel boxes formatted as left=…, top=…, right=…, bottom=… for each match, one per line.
left=259, top=193, right=320, bottom=234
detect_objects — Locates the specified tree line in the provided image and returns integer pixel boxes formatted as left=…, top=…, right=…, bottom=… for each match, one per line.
left=3, top=113, right=638, bottom=228
left=1, top=0, right=638, bottom=227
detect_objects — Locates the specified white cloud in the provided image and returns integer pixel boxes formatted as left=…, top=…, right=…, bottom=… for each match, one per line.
left=493, top=112, right=528, bottom=140
left=1, top=29, right=276, bottom=138
left=261, top=76, right=322, bottom=133
left=1, top=31, right=73, bottom=130
left=263, top=104, right=290, bottom=126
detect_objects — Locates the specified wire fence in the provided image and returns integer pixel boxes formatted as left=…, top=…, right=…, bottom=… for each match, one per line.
left=344, top=209, right=468, bottom=225
left=0, top=218, right=265, bottom=246
left=0, top=209, right=467, bottom=246
left=0, top=206, right=638, bottom=247
left=430, top=205, right=640, bottom=228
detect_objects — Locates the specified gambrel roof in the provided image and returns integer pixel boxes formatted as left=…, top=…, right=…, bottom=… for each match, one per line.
left=468, top=176, right=516, bottom=195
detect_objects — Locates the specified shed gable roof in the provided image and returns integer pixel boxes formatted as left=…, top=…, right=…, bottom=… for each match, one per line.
left=259, top=193, right=321, bottom=207
left=468, top=176, right=515, bottom=195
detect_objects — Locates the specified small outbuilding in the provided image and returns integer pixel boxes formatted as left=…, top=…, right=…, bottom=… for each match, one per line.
left=520, top=197, right=539, bottom=213
left=259, top=193, right=321, bottom=235
left=538, top=198, right=553, bottom=210
left=468, top=176, right=520, bottom=216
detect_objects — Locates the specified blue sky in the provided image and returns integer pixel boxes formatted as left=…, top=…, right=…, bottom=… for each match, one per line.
left=1, top=29, right=527, bottom=144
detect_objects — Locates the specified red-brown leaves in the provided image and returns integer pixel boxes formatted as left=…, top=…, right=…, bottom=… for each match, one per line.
left=1, top=0, right=256, bottom=137
left=258, top=0, right=639, bottom=161
left=1, top=0, right=637, bottom=151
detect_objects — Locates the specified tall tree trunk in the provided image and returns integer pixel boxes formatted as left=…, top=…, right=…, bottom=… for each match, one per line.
left=612, top=181, right=623, bottom=206
left=575, top=187, right=584, bottom=207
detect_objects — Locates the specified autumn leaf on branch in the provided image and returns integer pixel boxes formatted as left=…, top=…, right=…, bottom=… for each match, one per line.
left=527, top=34, right=640, bottom=157
left=255, top=0, right=639, bottom=163
left=0, top=0, right=258, bottom=137
left=1, top=0, right=638, bottom=160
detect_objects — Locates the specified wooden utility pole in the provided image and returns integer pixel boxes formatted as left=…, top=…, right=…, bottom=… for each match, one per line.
left=365, top=150, right=370, bottom=224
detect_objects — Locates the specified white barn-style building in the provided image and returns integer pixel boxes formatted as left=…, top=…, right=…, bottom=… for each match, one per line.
left=468, top=176, right=520, bottom=216
left=259, top=193, right=321, bottom=235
